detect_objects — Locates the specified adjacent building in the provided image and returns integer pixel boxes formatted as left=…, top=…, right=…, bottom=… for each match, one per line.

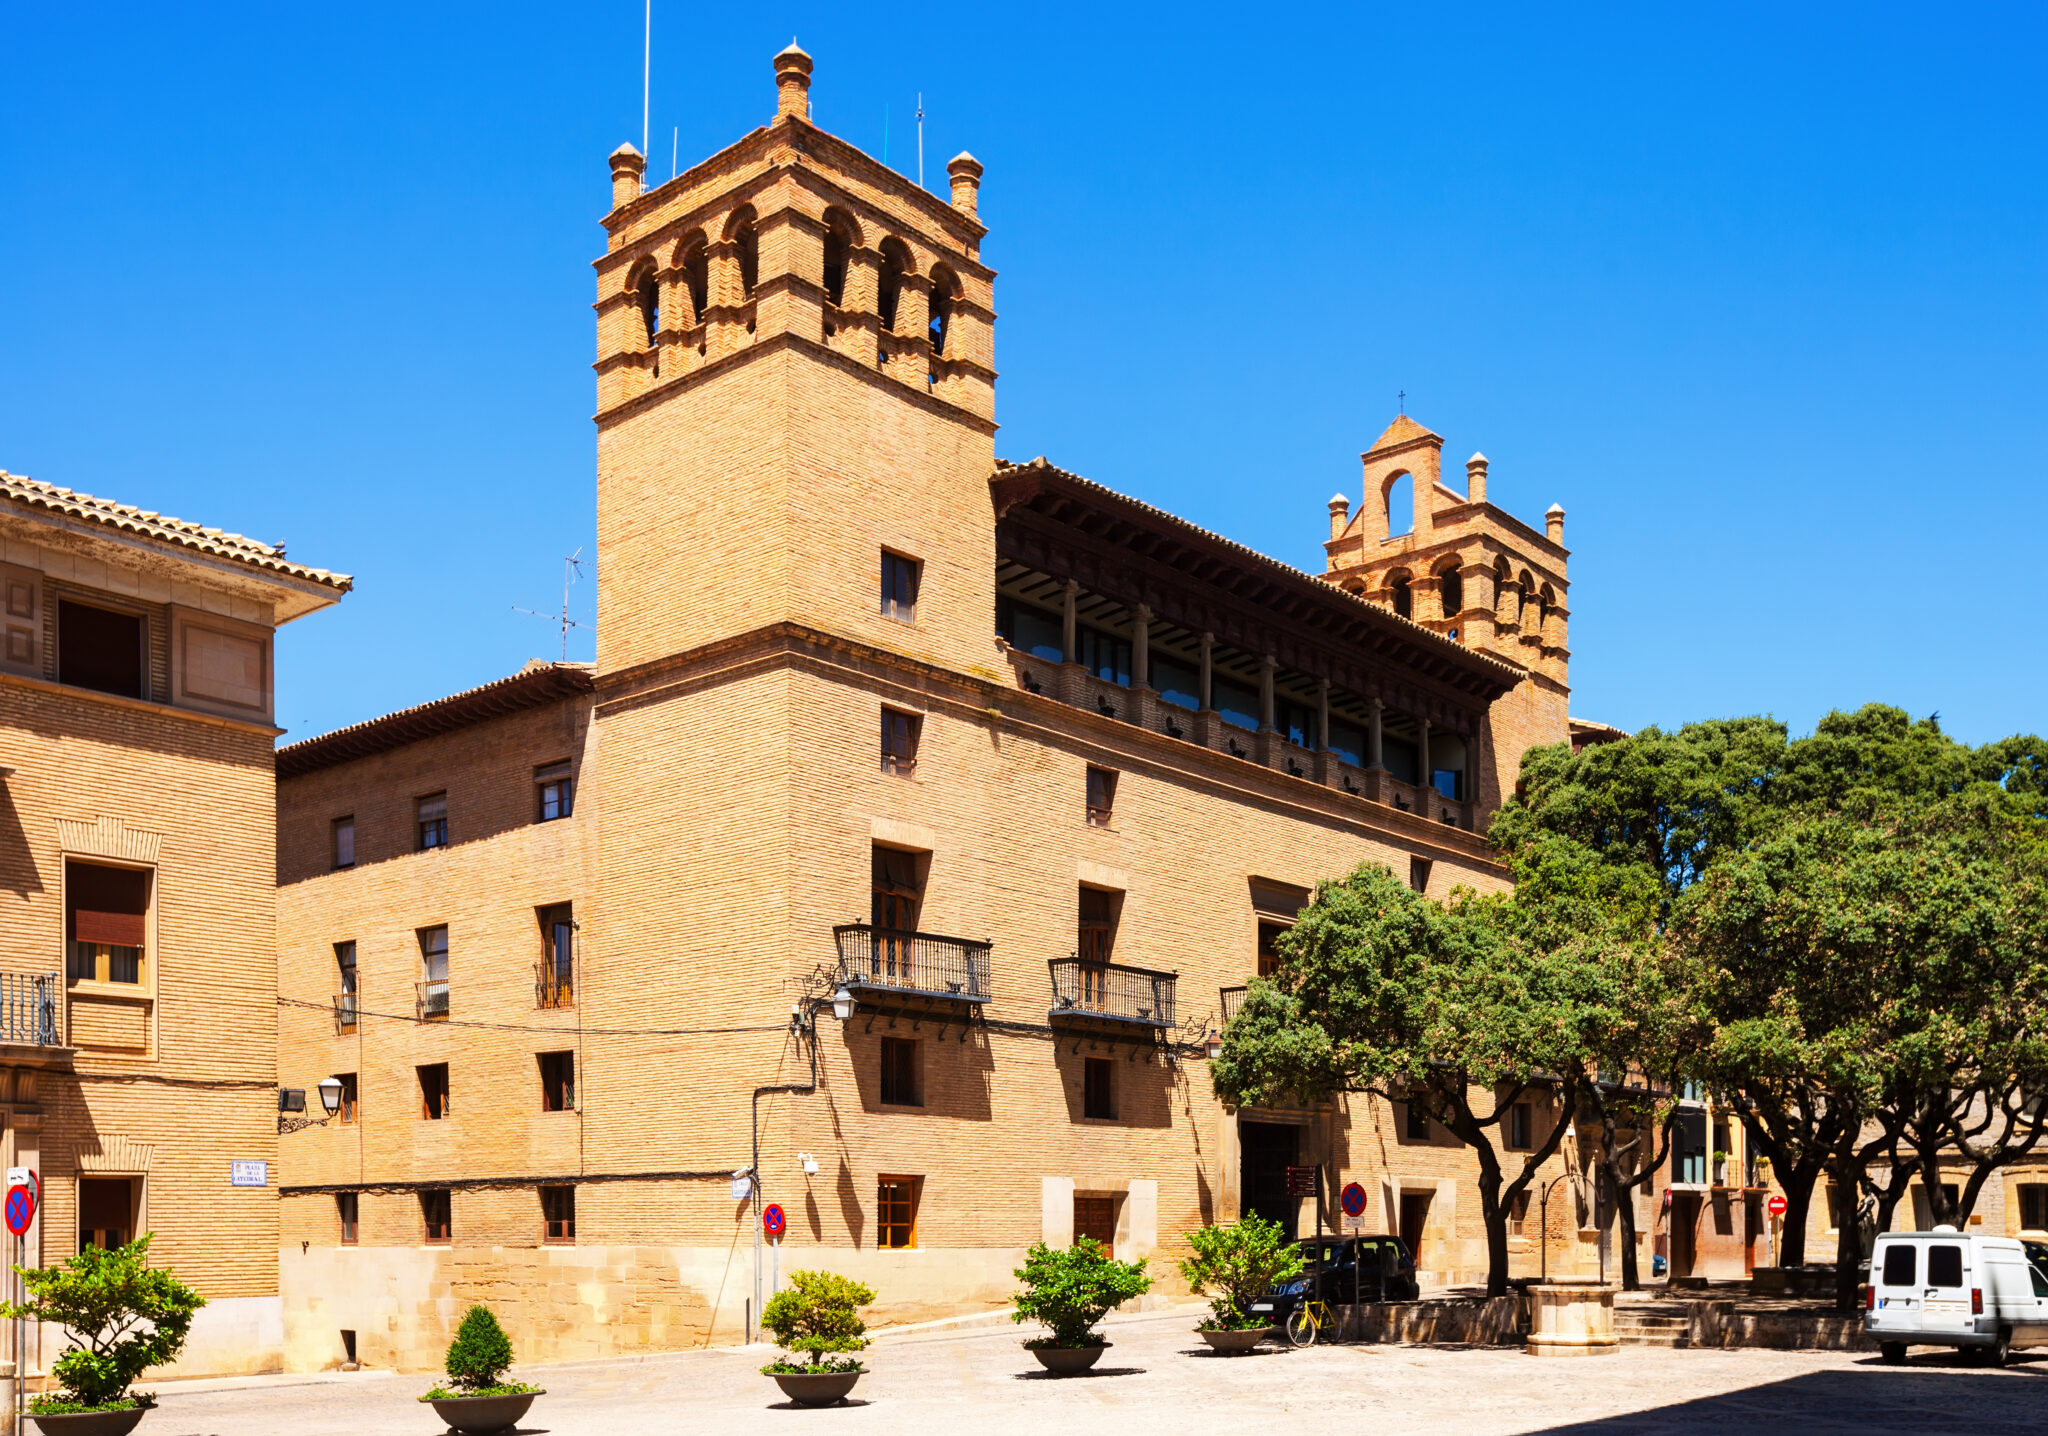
left=270, top=46, right=1628, bottom=1372
left=0, top=469, right=346, bottom=1376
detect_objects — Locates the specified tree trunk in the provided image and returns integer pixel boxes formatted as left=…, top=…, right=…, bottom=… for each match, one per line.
left=1774, top=1160, right=1822, bottom=1267
left=1615, top=1186, right=1641, bottom=1289
left=1831, top=1185, right=1865, bottom=1312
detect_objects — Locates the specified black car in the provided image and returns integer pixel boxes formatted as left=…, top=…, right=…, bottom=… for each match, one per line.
left=1249, top=1235, right=1420, bottom=1338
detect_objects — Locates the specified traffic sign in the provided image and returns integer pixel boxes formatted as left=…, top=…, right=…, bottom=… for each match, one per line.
left=5, top=1185, right=33, bottom=1237
left=5, top=1169, right=36, bottom=1211
left=1767, top=1194, right=1787, bottom=1218
left=1340, top=1182, right=1367, bottom=1218
left=763, top=1203, right=786, bottom=1239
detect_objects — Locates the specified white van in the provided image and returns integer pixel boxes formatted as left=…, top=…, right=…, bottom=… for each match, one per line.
left=1865, top=1227, right=2048, bottom=1365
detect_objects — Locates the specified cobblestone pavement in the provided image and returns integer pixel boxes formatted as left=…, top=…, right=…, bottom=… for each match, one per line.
left=144, top=1308, right=2046, bottom=1436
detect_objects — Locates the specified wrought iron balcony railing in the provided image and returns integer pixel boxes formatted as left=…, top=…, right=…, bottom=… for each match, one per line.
left=333, top=991, right=358, bottom=1033
left=0, top=973, right=59, bottom=1046
left=1049, top=958, right=1177, bottom=1029
left=535, top=962, right=574, bottom=1011
left=833, top=925, right=992, bottom=1004
left=417, top=980, right=449, bottom=1022
left=1220, top=985, right=1248, bottom=1026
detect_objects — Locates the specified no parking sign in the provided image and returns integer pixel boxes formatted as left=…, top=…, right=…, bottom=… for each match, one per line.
left=4, top=1185, right=31, bottom=1237
left=763, top=1203, right=786, bottom=1240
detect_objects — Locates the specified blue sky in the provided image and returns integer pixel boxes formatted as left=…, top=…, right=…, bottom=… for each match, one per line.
left=2, top=4, right=2041, bottom=746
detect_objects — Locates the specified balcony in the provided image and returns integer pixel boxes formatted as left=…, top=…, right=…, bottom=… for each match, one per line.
left=416, top=981, right=449, bottom=1022
left=0, top=973, right=59, bottom=1047
left=535, top=962, right=574, bottom=1011
left=1049, top=958, right=1178, bottom=1030
left=333, top=992, right=358, bottom=1034
left=833, top=925, right=992, bottom=1009
left=1220, top=985, right=1248, bottom=1026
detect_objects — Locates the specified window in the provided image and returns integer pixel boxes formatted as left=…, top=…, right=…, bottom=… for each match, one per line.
left=1404, top=1100, right=1430, bottom=1142
left=415, top=793, right=448, bottom=850
left=65, top=860, right=148, bottom=985
left=537, top=904, right=574, bottom=1008
left=1508, top=1102, right=1533, bottom=1151
left=539, top=1051, right=575, bottom=1112
left=877, top=1177, right=918, bottom=1249
left=881, top=708, right=921, bottom=775
left=1508, top=1189, right=1531, bottom=1236
left=1083, top=1057, right=1116, bottom=1120
left=418, top=1063, right=449, bottom=1120
left=871, top=846, right=924, bottom=933
left=822, top=218, right=851, bottom=307
left=1085, top=767, right=1117, bottom=826
left=995, top=597, right=1063, bottom=663
left=1213, top=676, right=1260, bottom=733
left=535, top=761, right=574, bottom=822
left=335, top=941, right=358, bottom=1029
left=1880, top=1243, right=1917, bottom=1287
left=542, top=1185, right=576, bottom=1244
left=1074, top=1195, right=1118, bottom=1248
left=1389, top=573, right=1412, bottom=619
left=332, top=816, right=355, bottom=870
left=1256, top=921, right=1289, bottom=978
left=1438, top=565, right=1464, bottom=619
left=337, top=1192, right=358, bottom=1245
left=877, top=241, right=908, bottom=331
left=421, top=1189, right=452, bottom=1245
left=1076, top=626, right=1130, bottom=686
left=1277, top=697, right=1317, bottom=751
left=1079, top=886, right=1118, bottom=963
left=734, top=215, right=759, bottom=300
left=418, top=926, right=449, bottom=1019
left=1153, top=654, right=1201, bottom=712
left=336, top=1072, right=358, bottom=1125
left=928, top=265, right=957, bottom=354
left=1408, top=857, right=1431, bottom=894
left=56, top=599, right=145, bottom=699
left=635, top=266, right=659, bottom=346
left=1927, top=1244, right=1963, bottom=1289
left=2022, top=1184, right=2048, bottom=1232
left=79, top=1177, right=134, bottom=1251
left=880, top=552, right=920, bottom=622
left=880, top=1037, right=921, bottom=1106
left=679, top=238, right=709, bottom=325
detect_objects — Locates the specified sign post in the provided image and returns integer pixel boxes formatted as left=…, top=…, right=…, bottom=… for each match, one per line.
left=1766, top=1192, right=1787, bottom=1270
left=1339, top=1183, right=1368, bottom=1337
left=763, top=1203, right=786, bottom=1306
left=7, top=1171, right=36, bottom=1436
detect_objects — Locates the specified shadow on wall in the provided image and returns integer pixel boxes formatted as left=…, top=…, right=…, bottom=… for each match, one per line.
left=1053, top=1041, right=1174, bottom=1130
left=841, top=1022, right=994, bottom=1122
left=0, top=783, right=41, bottom=898
left=1525, top=1364, right=2048, bottom=1434
left=836, top=1157, right=866, bottom=1248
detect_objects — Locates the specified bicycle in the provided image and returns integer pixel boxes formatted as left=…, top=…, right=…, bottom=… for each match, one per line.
left=1284, top=1296, right=1334, bottom=1347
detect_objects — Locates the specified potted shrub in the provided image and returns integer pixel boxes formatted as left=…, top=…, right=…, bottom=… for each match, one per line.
left=418, top=1304, right=542, bottom=1433
left=1178, top=1215, right=1304, bottom=1354
left=760, top=1270, right=875, bottom=1407
left=1011, top=1237, right=1152, bottom=1375
left=1, top=1234, right=204, bottom=1436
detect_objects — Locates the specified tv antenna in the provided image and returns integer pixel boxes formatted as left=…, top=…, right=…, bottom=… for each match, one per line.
left=916, top=93, right=925, bottom=188
left=514, top=549, right=592, bottom=662
left=641, top=0, right=651, bottom=164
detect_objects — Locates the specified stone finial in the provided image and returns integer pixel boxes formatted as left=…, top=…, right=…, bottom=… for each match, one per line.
left=947, top=152, right=984, bottom=218
left=774, top=40, right=813, bottom=121
left=1466, top=452, right=1489, bottom=505
left=1545, top=502, right=1565, bottom=542
left=609, top=143, right=646, bottom=209
left=1327, top=492, right=1351, bottom=541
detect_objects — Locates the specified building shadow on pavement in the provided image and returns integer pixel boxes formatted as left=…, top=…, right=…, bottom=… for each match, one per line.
left=1012, top=1368, right=1147, bottom=1380
left=1523, top=1362, right=2045, bottom=1435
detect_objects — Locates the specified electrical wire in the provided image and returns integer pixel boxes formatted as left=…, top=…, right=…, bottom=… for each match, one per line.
left=276, top=995, right=787, bottom=1040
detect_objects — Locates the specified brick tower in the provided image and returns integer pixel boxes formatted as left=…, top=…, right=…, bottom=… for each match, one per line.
left=1321, top=416, right=1571, bottom=808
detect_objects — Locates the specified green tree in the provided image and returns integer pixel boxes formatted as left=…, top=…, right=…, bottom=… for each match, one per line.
left=1010, top=1239, right=1151, bottom=1347
left=760, top=1270, right=875, bottom=1374
left=442, top=1305, right=516, bottom=1392
left=2, top=1235, right=205, bottom=1411
left=1177, top=1216, right=1304, bottom=1329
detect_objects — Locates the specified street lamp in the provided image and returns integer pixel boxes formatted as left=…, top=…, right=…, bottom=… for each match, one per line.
left=317, top=1075, right=344, bottom=1116
left=1204, top=1030, right=1223, bottom=1061
left=830, top=983, right=855, bottom=1021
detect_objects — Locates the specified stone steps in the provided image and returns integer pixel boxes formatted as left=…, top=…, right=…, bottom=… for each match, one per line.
left=1614, top=1313, right=1692, bottom=1348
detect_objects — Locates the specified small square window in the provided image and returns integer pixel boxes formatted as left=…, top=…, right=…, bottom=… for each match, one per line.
left=418, top=1063, right=449, bottom=1120
left=332, top=816, right=355, bottom=870
left=541, top=1185, right=576, bottom=1244
left=880, top=552, right=921, bottom=623
left=1256, top=920, right=1289, bottom=978
left=335, top=942, right=358, bottom=1029
left=539, top=1051, right=575, bottom=1112
left=2022, top=1184, right=2048, bottom=1232
left=1405, top=1100, right=1430, bottom=1142
left=421, top=1189, right=452, bottom=1244
left=1085, top=767, right=1117, bottom=826
left=416, top=793, right=448, bottom=851
left=1507, top=1102, right=1532, bottom=1151
left=877, top=1176, right=919, bottom=1249
left=337, top=1072, right=359, bottom=1125
left=1408, top=857, right=1431, bottom=894
left=880, top=1037, right=921, bottom=1107
left=535, top=761, right=574, bottom=822
left=418, top=926, right=450, bottom=1019
left=1508, top=1190, right=1531, bottom=1236
left=337, top=1192, right=358, bottom=1245
left=1083, top=1057, right=1116, bottom=1120
left=880, top=708, right=921, bottom=775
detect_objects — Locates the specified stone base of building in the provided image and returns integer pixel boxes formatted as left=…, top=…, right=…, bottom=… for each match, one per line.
left=153, top=1298, right=285, bottom=1379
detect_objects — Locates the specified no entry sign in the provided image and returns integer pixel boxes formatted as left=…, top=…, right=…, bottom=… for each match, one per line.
left=1767, top=1194, right=1788, bottom=1218
left=5, top=1184, right=33, bottom=1237
left=762, top=1203, right=786, bottom=1239
left=1340, top=1182, right=1368, bottom=1218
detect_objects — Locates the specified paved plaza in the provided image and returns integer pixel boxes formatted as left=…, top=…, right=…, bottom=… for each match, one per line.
left=144, top=1307, right=2043, bottom=1435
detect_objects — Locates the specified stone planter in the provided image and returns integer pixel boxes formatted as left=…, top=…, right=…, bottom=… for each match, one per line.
left=424, top=1391, right=540, bottom=1433
left=1029, top=1343, right=1107, bottom=1375
left=27, top=1408, right=149, bottom=1436
left=1196, top=1327, right=1272, bottom=1355
left=770, top=1370, right=864, bottom=1407
left=1524, top=1282, right=1618, bottom=1358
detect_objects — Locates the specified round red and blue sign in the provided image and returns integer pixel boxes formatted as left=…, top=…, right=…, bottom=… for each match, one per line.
left=1340, top=1182, right=1368, bottom=1218
left=5, top=1184, right=35, bottom=1237
left=762, top=1203, right=786, bottom=1239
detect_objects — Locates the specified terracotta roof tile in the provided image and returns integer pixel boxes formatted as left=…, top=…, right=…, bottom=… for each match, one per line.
left=275, top=662, right=594, bottom=779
